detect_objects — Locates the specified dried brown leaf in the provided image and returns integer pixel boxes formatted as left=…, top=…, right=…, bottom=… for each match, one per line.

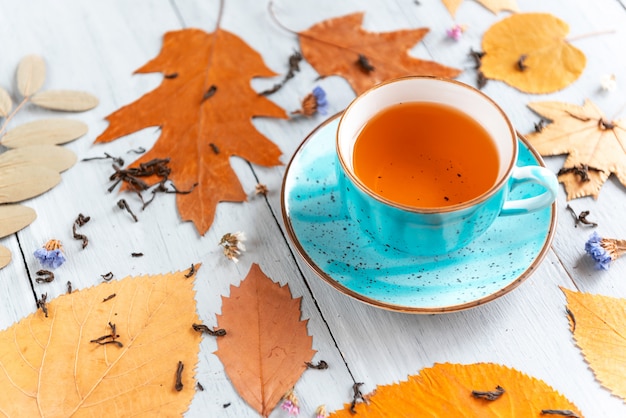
left=0, top=164, right=60, bottom=203
left=216, top=264, right=315, bottom=417
left=0, top=145, right=77, bottom=172
left=0, top=266, right=202, bottom=416
left=0, top=245, right=10, bottom=269
left=0, top=204, right=36, bottom=238
left=31, top=89, right=99, bottom=112
left=1, top=118, right=87, bottom=148
left=16, top=54, right=46, bottom=97
left=0, top=87, right=12, bottom=117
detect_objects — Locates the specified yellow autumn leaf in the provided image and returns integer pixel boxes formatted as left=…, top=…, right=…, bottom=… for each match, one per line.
left=329, top=363, right=582, bottom=417
left=563, top=288, right=626, bottom=401
left=481, top=13, right=586, bottom=94
left=0, top=266, right=202, bottom=416
left=442, top=0, right=519, bottom=17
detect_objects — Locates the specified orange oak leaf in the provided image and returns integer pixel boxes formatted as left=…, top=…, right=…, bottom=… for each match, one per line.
left=215, top=263, right=315, bottom=417
left=442, top=0, right=519, bottom=17
left=329, top=362, right=582, bottom=417
left=481, top=13, right=586, bottom=94
left=525, top=99, right=626, bottom=200
left=95, top=29, right=287, bottom=235
left=0, top=265, right=202, bottom=416
left=299, top=13, right=461, bottom=95
left=563, top=288, right=626, bottom=401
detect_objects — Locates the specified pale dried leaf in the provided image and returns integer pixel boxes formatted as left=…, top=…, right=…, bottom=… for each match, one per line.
left=17, top=55, right=46, bottom=97
left=442, top=0, right=518, bottom=16
left=0, top=145, right=77, bottom=172
left=2, top=118, right=87, bottom=148
left=0, top=204, right=36, bottom=238
left=0, top=165, right=60, bottom=203
left=0, top=266, right=202, bottom=416
left=31, top=89, right=99, bottom=112
left=0, top=245, right=10, bottom=269
left=0, top=87, right=12, bottom=117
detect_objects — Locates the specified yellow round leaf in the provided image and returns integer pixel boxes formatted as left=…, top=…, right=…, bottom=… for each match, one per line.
left=481, top=13, right=586, bottom=94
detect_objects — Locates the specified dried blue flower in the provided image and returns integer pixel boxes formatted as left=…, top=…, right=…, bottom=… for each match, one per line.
left=584, top=232, right=626, bottom=270
left=293, top=86, right=328, bottom=117
left=34, top=239, right=66, bottom=269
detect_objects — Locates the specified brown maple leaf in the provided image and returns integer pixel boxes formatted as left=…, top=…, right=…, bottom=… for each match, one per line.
left=96, top=29, right=287, bottom=235
left=525, top=99, right=626, bottom=200
left=299, top=13, right=461, bottom=95
left=0, top=266, right=202, bottom=416
left=215, top=263, right=315, bottom=417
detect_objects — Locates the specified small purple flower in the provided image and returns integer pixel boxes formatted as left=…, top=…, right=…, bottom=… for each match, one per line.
left=446, top=24, right=465, bottom=41
left=585, top=232, right=612, bottom=270
left=34, top=239, right=66, bottom=269
left=315, top=405, right=329, bottom=418
left=312, top=86, right=328, bottom=115
left=281, top=389, right=300, bottom=416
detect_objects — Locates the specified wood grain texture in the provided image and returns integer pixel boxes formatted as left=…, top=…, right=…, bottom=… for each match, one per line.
left=0, top=0, right=625, bottom=416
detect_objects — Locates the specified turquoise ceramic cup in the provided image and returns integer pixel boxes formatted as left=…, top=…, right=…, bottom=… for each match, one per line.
left=336, top=76, right=558, bottom=256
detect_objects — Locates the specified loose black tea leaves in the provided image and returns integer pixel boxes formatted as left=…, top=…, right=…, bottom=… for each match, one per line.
left=35, top=269, right=55, bottom=283
left=350, top=382, right=367, bottom=413
left=117, top=199, right=138, bottom=222
left=471, top=385, right=505, bottom=401
left=82, top=152, right=124, bottom=167
left=259, top=50, right=303, bottom=95
left=305, top=360, right=329, bottom=370
left=468, top=48, right=485, bottom=69
left=175, top=361, right=184, bottom=391
left=209, top=143, right=220, bottom=154
left=196, top=382, right=204, bottom=391
left=72, top=213, right=91, bottom=249
left=477, top=71, right=488, bottom=89
left=103, top=293, right=116, bottom=302
left=534, top=119, right=547, bottom=133
left=91, top=322, right=122, bottom=347
left=192, top=323, right=227, bottom=337
left=202, top=85, right=217, bottom=101
left=540, top=410, right=580, bottom=417
left=516, top=54, right=529, bottom=71
left=37, top=293, right=48, bottom=317
left=558, top=164, right=602, bottom=183
left=101, top=272, right=114, bottom=282
left=184, top=264, right=196, bottom=278
left=164, top=72, right=179, bottom=79
left=356, top=54, right=375, bottom=73
left=566, top=307, right=576, bottom=332
left=127, top=146, right=146, bottom=154
left=565, top=204, right=598, bottom=228
left=131, top=252, right=144, bottom=257
left=67, top=281, right=73, bottom=294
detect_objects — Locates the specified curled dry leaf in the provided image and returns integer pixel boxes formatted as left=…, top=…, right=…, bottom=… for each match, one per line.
left=0, top=145, right=77, bottom=173
left=526, top=99, right=625, bottom=200
left=0, top=266, right=202, bottom=416
left=481, top=13, right=586, bottom=94
left=329, top=362, right=582, bottom=417
left=0, top=87, right=12, bottom=117
left=31, top=89, right=99, bottom=112
left=0, top=165, right=60, bottom=203
left=0, top=245, right=10, bottom=269
left=1, top=118, right=88, bottom=148
left=563, top=288, right=626, bottom=401
left=216, top=263, right=315, bottom=417
left=299, top=13, right=461, bottom=95
left=16, top=54, right=46, bottom=97
left=0, top=204, right=36, bottom=238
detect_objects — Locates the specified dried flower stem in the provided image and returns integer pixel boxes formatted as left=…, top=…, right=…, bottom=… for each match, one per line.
left=0, top=96, right=29, bottom=141
left=567, top=29, right=615, bottom=43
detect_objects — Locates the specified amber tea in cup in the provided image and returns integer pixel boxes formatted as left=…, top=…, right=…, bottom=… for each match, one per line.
left=352, top=101, right=500, bottom=208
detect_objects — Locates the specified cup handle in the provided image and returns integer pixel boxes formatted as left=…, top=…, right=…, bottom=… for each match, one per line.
left=500, top=165, right=558, bottom=216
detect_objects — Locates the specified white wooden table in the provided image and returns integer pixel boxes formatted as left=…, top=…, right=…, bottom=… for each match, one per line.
left=1, top=0, right=625, bottom=416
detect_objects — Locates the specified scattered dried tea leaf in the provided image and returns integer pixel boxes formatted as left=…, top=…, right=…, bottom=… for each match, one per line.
left=31, top=89, right=99, bottom=111
left=96, top=28, right=286, bottom=235
left=328, top=363, right=581, bottom=417
left=562, top=288, right=626, bottom=401
left=216, top=264, right=315, bottom=417
left=2, top=118, right=88, bottom=148
left=16, top=54, right=46, bottom=98
left=481, top=13, right=586, bottom=93
left=0, top=87, right=12, bottom=117
left=299, top=13, right=461, bottom=95
left=0, top=145, right=77, bottom=172
left=525, top=99, right=625, bottom=199
left=442, top=0, right=519, bottom=16
left=0, top=245, right=10, bottom=269
left=0, top=165, right=60, bottom=203
left=0, top=204, right=36, bottom=238
left=0, top=266, right=202, bottom=416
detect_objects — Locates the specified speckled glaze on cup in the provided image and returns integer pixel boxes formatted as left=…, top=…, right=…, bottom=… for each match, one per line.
left=336, top=76, right=558, bottom=256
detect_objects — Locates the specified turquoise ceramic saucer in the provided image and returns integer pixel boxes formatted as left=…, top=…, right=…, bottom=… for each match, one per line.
left=281, top=114, right=556, bottom=313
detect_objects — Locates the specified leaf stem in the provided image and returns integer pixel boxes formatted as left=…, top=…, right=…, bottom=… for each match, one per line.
left=267, top=0, right=298, bottom=34
left=0, top=96, right=30, bottom=143
left=567, top=29, right=615, bottom=43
